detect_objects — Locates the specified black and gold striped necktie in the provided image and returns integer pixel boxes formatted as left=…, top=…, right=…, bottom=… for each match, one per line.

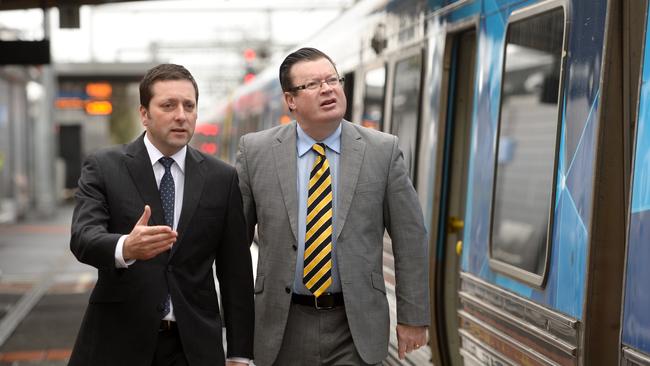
left=303, top=143, right=333, bottom=297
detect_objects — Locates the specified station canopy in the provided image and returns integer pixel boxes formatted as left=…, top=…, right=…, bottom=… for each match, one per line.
left=0, top=0, right=149, bottom=11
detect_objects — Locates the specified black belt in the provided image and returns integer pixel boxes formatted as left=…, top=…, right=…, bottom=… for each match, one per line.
left=159, top=320, right=177, bottom=332
left=291, top=292, right=344, bottom=310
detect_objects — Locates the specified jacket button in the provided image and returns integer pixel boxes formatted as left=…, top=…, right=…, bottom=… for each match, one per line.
left=167, top=265, right=173, bottom=273
left=292, top=245, right=297, bottom=251
left=157, top=303, right=165, bottom=312
left=285, top=287, right=291, bottom=294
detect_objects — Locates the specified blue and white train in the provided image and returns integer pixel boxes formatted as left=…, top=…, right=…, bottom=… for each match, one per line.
left=196, top=0, right=650, bottom=364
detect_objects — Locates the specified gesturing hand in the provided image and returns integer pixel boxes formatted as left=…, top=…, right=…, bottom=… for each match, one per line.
left=123, top=205, right=177, bottom=261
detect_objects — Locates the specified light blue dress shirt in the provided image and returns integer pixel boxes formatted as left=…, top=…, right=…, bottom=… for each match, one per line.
left=293, top=123, right=342, bottom=295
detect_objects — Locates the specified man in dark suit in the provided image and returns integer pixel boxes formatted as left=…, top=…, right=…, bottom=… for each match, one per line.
left=237, top=48, right=429, bottom=366
left=69, top=64, right=254, bottom=366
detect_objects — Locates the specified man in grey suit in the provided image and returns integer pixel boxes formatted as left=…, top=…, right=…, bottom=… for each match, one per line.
left=236, top=48, right=429, bottom=366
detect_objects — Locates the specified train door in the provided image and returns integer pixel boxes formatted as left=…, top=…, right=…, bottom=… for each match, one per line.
left=431, top=27, right=476, bottom=366
left=620, top=1, right=650, bottom=365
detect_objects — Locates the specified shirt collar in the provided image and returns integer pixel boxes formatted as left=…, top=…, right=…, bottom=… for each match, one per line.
left=296, top=123, right=342, bottom=157
left=143, top=132, right=187, bottom=174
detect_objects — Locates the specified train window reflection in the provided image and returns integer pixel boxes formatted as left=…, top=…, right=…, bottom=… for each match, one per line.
left=490, top=7, right=565, bottom=283
left=390, top=54, right=422, bottom=181
left=362, top=67, right=386, bottom=131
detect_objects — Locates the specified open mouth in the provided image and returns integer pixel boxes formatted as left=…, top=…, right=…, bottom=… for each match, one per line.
left=320, top=98, right=336, bottom=107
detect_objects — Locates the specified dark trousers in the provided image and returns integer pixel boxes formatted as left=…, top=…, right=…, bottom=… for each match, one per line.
left=151, top=326, right=189, bottom=366
left=273, top=303, right=380, bottom=366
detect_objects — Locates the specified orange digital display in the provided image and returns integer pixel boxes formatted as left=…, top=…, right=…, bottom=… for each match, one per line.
left=86, top=82, right=112, bottom=99
left=85, top=101, right=113, bottom=115
left=55, top=97, right=85, bottom=109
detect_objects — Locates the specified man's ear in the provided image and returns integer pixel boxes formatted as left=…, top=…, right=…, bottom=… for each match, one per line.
left=284, top=92, right=296, bottom=112
left=139, top=105, right=149, bottom=126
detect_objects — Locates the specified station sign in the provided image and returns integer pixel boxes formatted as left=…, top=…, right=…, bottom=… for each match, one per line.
left=56, top=81, right=113, bottom=116
left=0, top=40, right=50, bottom=65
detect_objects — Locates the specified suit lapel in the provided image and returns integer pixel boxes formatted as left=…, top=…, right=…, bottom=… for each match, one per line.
left=336, top=121, right=365, bottom=241
left=273, top=123, right=299, bottom=243
left=124, top=134, right=165, bottom=226
left=171, top=147, right=204, bottom=259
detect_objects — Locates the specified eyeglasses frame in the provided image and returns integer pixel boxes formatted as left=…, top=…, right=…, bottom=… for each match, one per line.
left=288, top=76, right=345, bottom=93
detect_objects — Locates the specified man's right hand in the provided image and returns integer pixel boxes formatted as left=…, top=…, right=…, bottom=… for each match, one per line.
left=123, top=205, right=177, bottom=261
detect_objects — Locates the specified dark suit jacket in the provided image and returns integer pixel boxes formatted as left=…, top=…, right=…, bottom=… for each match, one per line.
left=69, top=134, right=254, bottom=366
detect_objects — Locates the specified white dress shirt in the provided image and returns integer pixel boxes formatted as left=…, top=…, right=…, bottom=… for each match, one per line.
left=114, top=133, right=186, bottom=321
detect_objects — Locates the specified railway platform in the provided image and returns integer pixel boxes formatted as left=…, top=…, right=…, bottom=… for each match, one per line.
left=0, top=204, right=93, bottom=366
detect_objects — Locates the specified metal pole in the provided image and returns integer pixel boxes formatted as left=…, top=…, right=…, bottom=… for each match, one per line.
left=33, top=7, right=57, bottom=217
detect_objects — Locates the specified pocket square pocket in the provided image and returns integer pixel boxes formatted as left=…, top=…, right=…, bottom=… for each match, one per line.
left=355, top=181, right=384, bottom=194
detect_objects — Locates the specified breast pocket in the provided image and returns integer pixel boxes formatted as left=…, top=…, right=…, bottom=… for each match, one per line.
left=355, top=181, right=384, bottom=195
left=354, top=181, right=385, bottom=206
left=194, top=204, right=226, bottom=220
left=195, top=216, right=226, bottom=243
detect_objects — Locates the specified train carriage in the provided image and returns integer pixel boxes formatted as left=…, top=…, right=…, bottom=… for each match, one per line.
left=204, top=0, right=649, bottom=364
left=621, top=2, right=650, bottom=366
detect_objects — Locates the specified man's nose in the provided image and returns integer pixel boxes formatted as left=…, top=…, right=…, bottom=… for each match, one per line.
left=173, top=105, right=187, bottom=120
left=320, top=81, right=334, bottom=93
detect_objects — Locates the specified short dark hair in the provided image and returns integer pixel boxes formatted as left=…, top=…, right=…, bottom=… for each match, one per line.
left=139, top=64, right=198, bottom=108
left=279, top=47, right=337, bottom=93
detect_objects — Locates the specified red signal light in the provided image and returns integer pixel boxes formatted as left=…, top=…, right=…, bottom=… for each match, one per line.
left=243, top=48, right=256, bottom=62
left=200, top=143, right=218, bottom=155
left=244, top=73, right=255, bottom=83
left=195, top=123, right=219, bottom=136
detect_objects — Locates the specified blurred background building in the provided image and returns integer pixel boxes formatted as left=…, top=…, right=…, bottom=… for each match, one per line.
left=0, top=0, right=354, bottom=222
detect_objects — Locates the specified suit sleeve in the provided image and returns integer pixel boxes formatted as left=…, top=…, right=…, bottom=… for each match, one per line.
left=383, top=136, right=431, bottom=326
left=236, top=135, right=258, bottom=244
left=70, top=153, right=122, bottom=270
left=215, top=170, right=255, bottom=359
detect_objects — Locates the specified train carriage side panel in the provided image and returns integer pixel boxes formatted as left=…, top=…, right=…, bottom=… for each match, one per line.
left=451, top=0, right=624, bottom=364
left=460, top=0, right=607, bottom=320
left=622, top=2, right=650, bottom=363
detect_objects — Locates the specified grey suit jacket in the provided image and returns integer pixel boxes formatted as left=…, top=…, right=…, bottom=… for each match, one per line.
left=236, top=120, right=429, bottom=365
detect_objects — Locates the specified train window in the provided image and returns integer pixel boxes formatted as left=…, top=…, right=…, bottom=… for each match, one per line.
left=489, top=7, right=565, bottom=285
left=362, top=67, right=386, bottom=131
left=390, top=54, right=422, bottom=181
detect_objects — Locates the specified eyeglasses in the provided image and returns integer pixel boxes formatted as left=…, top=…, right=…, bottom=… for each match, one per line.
left=289, top=76, right=345, bottom=92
